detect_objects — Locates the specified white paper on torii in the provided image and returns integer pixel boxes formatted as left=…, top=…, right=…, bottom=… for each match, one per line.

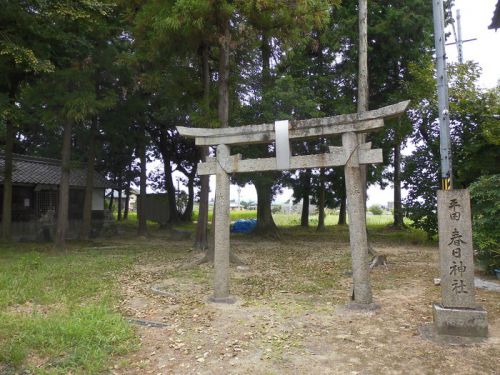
left=275, top=120, right=290, bottom=170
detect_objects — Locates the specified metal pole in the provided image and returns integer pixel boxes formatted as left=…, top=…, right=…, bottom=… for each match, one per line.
left=457, top=9, right=463, bottom=64
left=432, top=0, right=453, bottom=190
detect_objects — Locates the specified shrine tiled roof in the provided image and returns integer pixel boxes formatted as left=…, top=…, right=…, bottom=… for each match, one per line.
left=0, top=153, right=110, bottom=188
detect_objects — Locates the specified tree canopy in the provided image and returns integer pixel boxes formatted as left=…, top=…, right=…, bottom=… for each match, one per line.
left=1, top=0, right=498, bottom=246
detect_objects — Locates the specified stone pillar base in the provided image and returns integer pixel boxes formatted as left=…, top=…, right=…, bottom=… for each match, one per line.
left=432, top=303, right=488, bottom=337
left=208, top=295, right=237, bottom=304
left=346, top=302, right=380, bottom=311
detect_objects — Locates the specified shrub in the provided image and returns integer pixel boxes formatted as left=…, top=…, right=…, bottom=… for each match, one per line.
left=470, top=174, right=500, bottom=273
left=368, top=204, right=383, bottom=215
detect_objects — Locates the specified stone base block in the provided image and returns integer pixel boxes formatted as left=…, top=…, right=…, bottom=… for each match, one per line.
left=432, top=303, right=488, bottom=337
left=346, top=302, right=381, bottom=311
left=208, top=295, right=237, bottom=304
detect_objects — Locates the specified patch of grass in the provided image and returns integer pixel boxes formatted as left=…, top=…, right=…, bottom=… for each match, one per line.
left=367, top=224, right=434, bottom=246
left=274, top=213, right=398, bottom=227
left=228, top=210, right=258, bottom=221
left=0, top=248, right=132, bottom=308
left=0, top=244, right=137, bottom=373
left=0, top=306, right=135, bottom=374
left=172, top=222, right=197, bottom=231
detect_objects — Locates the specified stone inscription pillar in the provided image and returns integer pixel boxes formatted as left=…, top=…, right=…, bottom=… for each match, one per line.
left=210, top=144, right=235, bottom=303
left=433, top=189, right=487, bottom=337
left=342, top=132, right=373, bottom=305
left=437, top=190, right=475, bottom=307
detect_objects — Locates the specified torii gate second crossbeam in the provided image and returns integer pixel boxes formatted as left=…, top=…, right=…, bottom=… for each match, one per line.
left=177, top=100, right=409, bottom=305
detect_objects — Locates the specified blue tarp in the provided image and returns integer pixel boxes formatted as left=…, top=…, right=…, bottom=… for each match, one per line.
left=231, top=219, right=257, bottom=233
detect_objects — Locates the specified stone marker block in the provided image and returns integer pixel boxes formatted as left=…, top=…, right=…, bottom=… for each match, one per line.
left=433, top=303, right=488, bottom=337
left=437, top=190, right=475, bottom=308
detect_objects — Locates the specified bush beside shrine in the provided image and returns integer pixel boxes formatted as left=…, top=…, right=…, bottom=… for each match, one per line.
left=470, top=174, right=500, bottom=274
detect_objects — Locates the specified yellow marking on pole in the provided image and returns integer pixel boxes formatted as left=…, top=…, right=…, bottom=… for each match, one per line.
left=441, top=178, right=451, bottom=190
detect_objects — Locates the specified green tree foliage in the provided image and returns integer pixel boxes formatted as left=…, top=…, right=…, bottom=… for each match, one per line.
left=403, top=61, right=500, bottom=237
left=1, top=1, right=124, bottom=241
left=126, top=0, right=221, bottom=223
left=3, top=0, right=497, bottom=252
left=470, top=174, right=500, bottom=273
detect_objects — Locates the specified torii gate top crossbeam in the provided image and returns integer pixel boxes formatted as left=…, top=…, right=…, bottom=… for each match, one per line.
left=176, top=100, right=409, bottom=176
left=177, top=101, right=409, bottom=146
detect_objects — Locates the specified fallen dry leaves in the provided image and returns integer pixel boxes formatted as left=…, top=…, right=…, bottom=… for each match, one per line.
left=112, top=234, right=500, bottom=375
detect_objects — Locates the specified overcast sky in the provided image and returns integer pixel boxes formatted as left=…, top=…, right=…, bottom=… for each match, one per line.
left=448, top=0, right=499, bottom=88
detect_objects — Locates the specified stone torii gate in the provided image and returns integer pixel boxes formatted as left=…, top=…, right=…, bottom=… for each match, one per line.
left=177, top=100, right=409, bottom=305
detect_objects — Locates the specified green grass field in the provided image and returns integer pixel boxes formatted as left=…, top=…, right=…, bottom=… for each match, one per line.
left=0, top=244, right=137, bottom=374
left=122, top=209, right=408, bottom=229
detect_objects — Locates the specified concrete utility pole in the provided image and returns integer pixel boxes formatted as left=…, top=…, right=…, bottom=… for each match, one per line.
left=456, top=9, right=464, bottom=63
left=432, top=0, right=453, bottom=190
left=447, top=9, right=477, bottom=64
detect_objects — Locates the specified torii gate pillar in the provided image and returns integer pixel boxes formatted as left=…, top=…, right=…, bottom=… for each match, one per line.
left=343, top=132, right=373, bottom=304
left=209, top=144, right=236, bottom=303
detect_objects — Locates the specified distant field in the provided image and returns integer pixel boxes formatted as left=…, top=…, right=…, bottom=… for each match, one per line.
left=192, top=208, right=396, bottom=227
left=117, top=209, right=413, bottom=237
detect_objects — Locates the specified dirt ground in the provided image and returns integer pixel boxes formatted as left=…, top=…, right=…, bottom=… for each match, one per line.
left=113, top=234, right=500, bottom=375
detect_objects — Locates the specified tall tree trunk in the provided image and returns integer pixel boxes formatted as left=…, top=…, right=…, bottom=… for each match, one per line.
left=1, top=83, right=18, bottom=241
left=261, top=31, right=272, bottom=107
left=357, top=0, right=369, bottom=201
left=254, top=181, right=279, bottom=234
left=195, top=147, right=210, bottom=250
left=162, top=155, right=179, bottom=223
left=254, top=180, right=278, bottom=236
left=1, top=118, right=14, bottom=241
left=156, top=124, right=180, bottom=223
left=124, top=189, right=130, bottom=220
left=55, top=121, right=73, bottom=248
left=357, top=0, right=369, bottom=114
left=250, top=31, right=280, bottom=237
left=317, top=168, right=326, bottom=231
left=124, top=163, right=132, bottom=220
left=300, top=191, right=310, bottom=227
left=80, top=119, right=97, bottom=239
left=181, top=168, right=196, bottom=221
left=194, top=41, right=211, bottom=251
left=117, top=173, right=123, bottom=221
left=338, top=196, right=347, bottom=225
left=300, top=170, right=311, bottom=227
left=200, top=40, right=211, bottom=115
left=218, top=22, right=230, bottom=129
left=137, top=126, right=147, bottom=236
left=393, top=140, right=405, bottom=228
left=108, top=190, right=114, bottom=211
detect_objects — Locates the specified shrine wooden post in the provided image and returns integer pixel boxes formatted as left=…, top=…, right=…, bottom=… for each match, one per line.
left=177, top=101, right=409, bottom=305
